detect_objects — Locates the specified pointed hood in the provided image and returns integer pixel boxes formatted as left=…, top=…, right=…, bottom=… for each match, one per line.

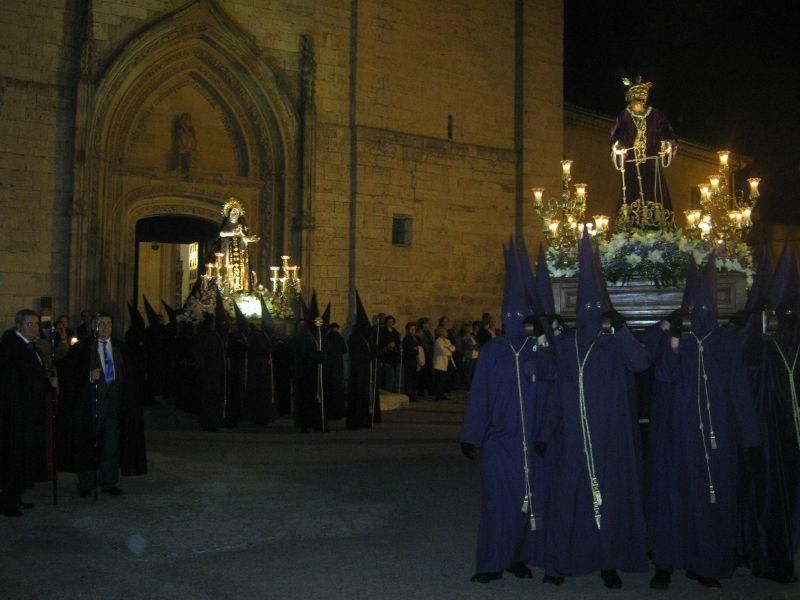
left=127, top=301, right=146, bottom=334
left=233, top=300, right=249, bottom=333
left=515, top=235, right=541, bottom=317
left=592, top=241, right=612, bottom=314
left=161, top=299, right=177, bottom=324
left=745, top=245, right=774, bottom=313
left=322, top=302, right=332, bottom=328
left=214, top=289, right=229, bottom=338
left=690, top=252, right=718, bottom=336
left=576, top=230, right=603, bottom=340
left=260, top=298, right=275, bottom=334
left=535, top=243, right=556, bottom=315
left=501, top=235, right=535, bottom=343
left=308, top=290, right=321, bottom=325
left=354, top=290, right=372, bottom=339
left=769, top=243, right=799, bottom=313
left=681, top=255, right=699, bottom=312
left=183, top=277, right=202, bottom=311
left=142, top=296, right=159, bottom=328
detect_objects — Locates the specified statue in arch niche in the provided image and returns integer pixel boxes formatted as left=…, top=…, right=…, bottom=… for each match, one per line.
left=173, top=112, right=197, bottom=174
left=217, top=199, right=260, bottom=293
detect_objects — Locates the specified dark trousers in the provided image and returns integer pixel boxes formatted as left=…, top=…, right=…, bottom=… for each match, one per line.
left=403, top=364, right=418, bottom=402
left=77, top=384, right=120, bottom=491
left=434, top=369, right=448, bottom=400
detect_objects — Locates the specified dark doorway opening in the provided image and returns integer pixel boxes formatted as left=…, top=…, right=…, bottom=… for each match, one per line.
left=134, top=215, right=220, bottom=311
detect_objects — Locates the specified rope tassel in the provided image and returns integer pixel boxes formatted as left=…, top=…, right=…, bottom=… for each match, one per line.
left=709, top=484, right=717, bottom=504
left=773, top=341, right=800, bottom=451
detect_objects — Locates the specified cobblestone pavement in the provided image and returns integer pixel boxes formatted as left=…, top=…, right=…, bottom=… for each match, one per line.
left=1, top=395, right=797, bottom=600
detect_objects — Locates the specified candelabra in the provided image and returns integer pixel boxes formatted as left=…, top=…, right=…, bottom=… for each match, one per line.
left=268, top=255, right=302, bottom=297
left=532, top=159, right=610, bottom=250
left=683, top=150, right=760, bottom=245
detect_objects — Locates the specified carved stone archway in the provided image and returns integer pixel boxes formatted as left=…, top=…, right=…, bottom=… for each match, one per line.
left=70, top=0, right=300, bottom=322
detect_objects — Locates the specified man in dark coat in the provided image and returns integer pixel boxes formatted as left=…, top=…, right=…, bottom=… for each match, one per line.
left=401, top=322, right=421, bottom=403
left=0, top=309, right=57, bottom=516
left=739, top=244, right=800, bottom=584
left=647, top=254, right=761, bottom=588
left=461, top=236, right=555, bottom=583
left=56, top=312, right=146, bottom=496
left=609, top=76, right=677, bottom=211
left=347, top=291, right=380, bottom=429
left=536, top=232, right=651, bottom=588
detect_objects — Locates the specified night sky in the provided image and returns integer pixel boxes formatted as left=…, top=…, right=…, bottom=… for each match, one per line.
left=564, top=0, right=800, bottom=224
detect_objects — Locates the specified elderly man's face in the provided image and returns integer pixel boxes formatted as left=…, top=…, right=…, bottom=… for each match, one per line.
left=17, top=315, right=40, bottom=340
left=97, top=316, right=113, bottom=340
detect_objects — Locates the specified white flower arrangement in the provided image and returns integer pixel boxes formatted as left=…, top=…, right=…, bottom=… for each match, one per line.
left=546, top=229, right=754, bottom=288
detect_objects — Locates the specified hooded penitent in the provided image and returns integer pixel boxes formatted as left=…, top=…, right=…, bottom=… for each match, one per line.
left=739, top=242, right=800, bottom=581
left=576, top=231, right=605, bottom=343
left=689, top=253, right=718, bottom=337
left=516, top=235, right=541, bottom=318
left=745, top=246, right=775, bottom=314
left=501, top=237, right=536, bottom=345
left=347, top=290, right=380, bottom=429
left=461, top=238, right=557, bottom=575
left=647, top=250, right=761, bottom=580
left=535, top=229, right=651, bottom=578
left=535, top=243, right=556, bottom=316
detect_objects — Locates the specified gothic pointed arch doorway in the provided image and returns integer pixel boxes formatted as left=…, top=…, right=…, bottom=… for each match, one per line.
left=70, top=0, right=300, bottom=324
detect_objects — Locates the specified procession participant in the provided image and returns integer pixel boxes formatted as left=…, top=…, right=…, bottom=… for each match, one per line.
left=347, top=291, right=379, bottom=429
left=0, top=310, right=56, bottom=516
left=647, top=253, right=761, bottom=589
left=324, top=322, right=348, bottom=420
left=535, top=232, right=651, bottom=589
left=461, top=237, right=554, bottom=583
left=739, top=244, right=800, bottom=584
left=56, top=312, right=146, bottom=497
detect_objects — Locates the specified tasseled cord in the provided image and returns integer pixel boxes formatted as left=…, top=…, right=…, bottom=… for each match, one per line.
left=575, top=335, right=602, bottom=530
left=511, top=338, right=538, bottom=531
left=690, top=332, right=717, bottom=504
left=772, top=341, right=800, bottom=451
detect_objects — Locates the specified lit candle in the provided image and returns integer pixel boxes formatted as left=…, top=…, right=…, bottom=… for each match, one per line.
left=561, top=160, right=572, bottom=177
left=574, top=183, right=587, bottom=198
left=532, top=187, right=544, bottom=207
left=747, top=177, right=761, bottom=199
left=685, top=210, right=697, bottom=226
left=709, top=175, right=720, bottom=190
left=741, top=206, right=752, bottom=225
left=698, top=184, right=710, bottom=198
left=548, top=221, right=559, bottom=236
left=717, top=150, right=730, bottom=167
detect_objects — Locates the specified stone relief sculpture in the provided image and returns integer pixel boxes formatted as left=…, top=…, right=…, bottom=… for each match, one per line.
left=173, top=112, right=197, bottom=174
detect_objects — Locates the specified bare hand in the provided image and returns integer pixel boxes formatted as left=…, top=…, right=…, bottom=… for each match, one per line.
left=90, top=368, right=102, bottom=382
left=49, top=376, right=58, bottom=390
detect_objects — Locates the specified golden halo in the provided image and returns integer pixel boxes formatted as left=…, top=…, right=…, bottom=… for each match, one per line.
left=221, top=198, right=245, bottom=218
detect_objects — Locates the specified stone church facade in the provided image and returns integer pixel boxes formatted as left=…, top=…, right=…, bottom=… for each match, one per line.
left=0, top=0, right=564, bottom=327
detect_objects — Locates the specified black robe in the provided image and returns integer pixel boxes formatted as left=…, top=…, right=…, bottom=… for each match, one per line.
left=290, top=326, right=323, bottom=431
left=245, top=328, right=274, bottom=424
left=194, top=325, right=226, bottom=428
left=55, top=337, right=147, bottom=476
left=272, top=338, right=292, bottom=417
left=0, top=331, right=52, bottom=504
left=346, top=331, right=380, bottom=428
left=324, top=330, right=348, bottom=420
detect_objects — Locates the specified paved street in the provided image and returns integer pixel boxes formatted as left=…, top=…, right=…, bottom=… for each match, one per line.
left=1, top=396, right=797, bottom=600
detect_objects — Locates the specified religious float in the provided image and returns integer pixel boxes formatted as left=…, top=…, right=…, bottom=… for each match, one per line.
left=533, top=77, right=760, bottom=325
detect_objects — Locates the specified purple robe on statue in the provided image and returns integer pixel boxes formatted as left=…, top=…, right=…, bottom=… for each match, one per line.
left=609, top=107, right=677, bottom=210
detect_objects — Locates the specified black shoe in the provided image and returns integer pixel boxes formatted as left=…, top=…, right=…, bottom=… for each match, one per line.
left=3, top=508, right=22, bottom=517
left=470, top=571, right=502, bottom=583
left=102, top=487, right=124, bottom=496
left=543, top=575, right=565, bottom=586
left=650, top=569, right=671, bottom=590
left=601, top=569, right=622, bottom=589
left=686, top=571, right=721, bottom=588
left=506, top=563, right=533, bottom=578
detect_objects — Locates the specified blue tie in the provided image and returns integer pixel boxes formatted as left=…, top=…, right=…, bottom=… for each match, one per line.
left=101, top=340, right=115, bottom=383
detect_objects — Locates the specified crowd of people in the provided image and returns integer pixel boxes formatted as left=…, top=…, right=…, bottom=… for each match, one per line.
left=460, top=233, right=800, bottom=591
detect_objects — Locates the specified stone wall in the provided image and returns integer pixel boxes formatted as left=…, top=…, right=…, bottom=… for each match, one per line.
left=0, top=0, right=563, bottom=330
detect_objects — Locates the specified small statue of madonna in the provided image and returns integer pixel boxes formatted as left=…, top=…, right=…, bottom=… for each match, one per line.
left=218, top=198, right=259, bottom=293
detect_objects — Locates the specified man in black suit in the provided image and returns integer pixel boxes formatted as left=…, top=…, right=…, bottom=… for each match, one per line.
left=0, top=309, right=57, bottom=516
left=57, top=312, right=147, bottom=497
